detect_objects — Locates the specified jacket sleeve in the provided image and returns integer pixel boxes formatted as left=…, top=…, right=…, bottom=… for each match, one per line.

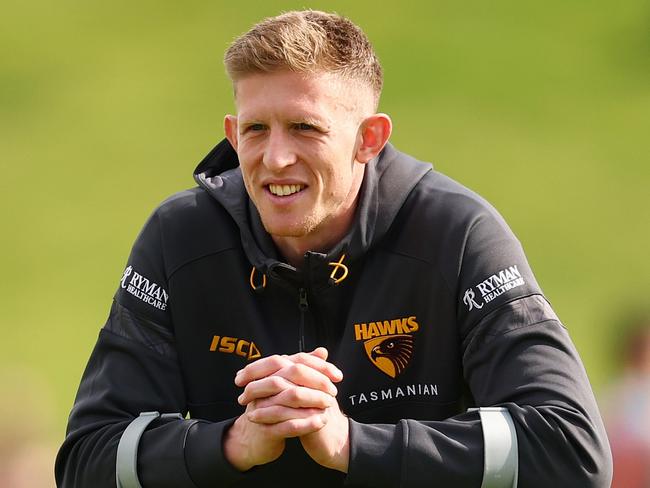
left=344, top=202, right=612, bottom=487
left=55, top=210, right=244, bottom=487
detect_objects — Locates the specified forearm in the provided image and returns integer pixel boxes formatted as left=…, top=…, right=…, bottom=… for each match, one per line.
left=56, top=323, right=242, bottom=487
left=345, top=298, right=612, bottom=487
left=57, top=418, right=238, bottom=488
left=346, top=403, right=609, bottom=488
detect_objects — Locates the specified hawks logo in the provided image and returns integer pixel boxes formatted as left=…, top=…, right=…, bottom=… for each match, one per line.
left=354, top=316, right=418, bottom=378
left=364, top=335, right=414, bottom=378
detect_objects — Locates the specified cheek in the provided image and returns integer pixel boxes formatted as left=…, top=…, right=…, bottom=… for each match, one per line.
left=322, top=169, right=354, bottom=200
left=237, top=138, right=264, bottom=164
left=242, top=176, right=255, bottom=196
left=237, top=144, right=261, bottom=173
left=304, top=140, right=357, bottom=194
left=239, top=160, right=258, bottom=194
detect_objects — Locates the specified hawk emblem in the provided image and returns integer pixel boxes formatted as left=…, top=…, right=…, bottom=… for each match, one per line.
left=363, top=334, right=414, bottom=378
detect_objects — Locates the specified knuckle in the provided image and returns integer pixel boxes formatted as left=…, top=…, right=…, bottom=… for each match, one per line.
left=293, top=352, right=309, bottom=362
left=269, top=354, right=289, bottom=369
left=314, top=392, right=331, bottom=408
left=291, top=362, right=309, bottom=377
left=268, top=355, right=284, bottom=367
left=269, top=376, right=286, bottom=389
left=308, top=416, right=325, bottom=430
left=242, top=383, right=256, bottom=397
left=288, top=419, right=304, bottom=432
left=286, top=387, right=302, bottom=403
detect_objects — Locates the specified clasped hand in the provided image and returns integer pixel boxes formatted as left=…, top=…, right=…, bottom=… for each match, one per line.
left=223, top=347, right=349, bottom=473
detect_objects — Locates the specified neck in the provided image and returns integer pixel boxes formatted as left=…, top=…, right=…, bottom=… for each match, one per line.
left=272, top=170, right=364, bottom=269
left=272, top=217, right=352, bottom=268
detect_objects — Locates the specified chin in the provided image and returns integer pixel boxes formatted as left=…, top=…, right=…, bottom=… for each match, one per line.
left=262, top=221, right=304, bottom=238
left=262, top=217, right=318, bottom=239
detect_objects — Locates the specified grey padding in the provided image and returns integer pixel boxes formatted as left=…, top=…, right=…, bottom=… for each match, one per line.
left=116, top=411, right=183, bottom=488
left=469, top=407, right=519, bottom=488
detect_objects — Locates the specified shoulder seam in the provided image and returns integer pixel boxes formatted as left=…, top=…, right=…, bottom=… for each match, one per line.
left=167, top=246, right=239, bottom=281
left=462, top=293, right=559, bottom=352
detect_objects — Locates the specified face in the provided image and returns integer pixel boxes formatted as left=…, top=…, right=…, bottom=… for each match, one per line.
left=225, top=71, right=373, bottom=244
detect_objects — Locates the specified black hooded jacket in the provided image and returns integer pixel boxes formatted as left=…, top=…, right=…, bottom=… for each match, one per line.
left=56, top=140, right=612, bottom=487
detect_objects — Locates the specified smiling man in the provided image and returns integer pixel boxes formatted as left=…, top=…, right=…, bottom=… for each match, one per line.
left=225, top=69, right=387, bottom=265
left=56, top=10, right=612, bottom=488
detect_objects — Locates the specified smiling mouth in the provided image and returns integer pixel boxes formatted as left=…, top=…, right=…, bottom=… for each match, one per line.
left=268, top=184, right=305, bottom=197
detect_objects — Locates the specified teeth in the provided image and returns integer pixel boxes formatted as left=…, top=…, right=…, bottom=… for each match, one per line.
left=269, top=184, right=304, bottom=196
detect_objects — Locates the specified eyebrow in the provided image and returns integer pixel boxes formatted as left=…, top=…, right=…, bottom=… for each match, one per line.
left=289, top=116, right=331, bottom=131
left=238, top=115, right=331, bottom=132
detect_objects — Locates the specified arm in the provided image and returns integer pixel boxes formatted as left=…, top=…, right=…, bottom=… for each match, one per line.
left=56, top=303, right=345, bottom=486
left=341, top=197, right=612, bottom=487
left=236, top=297, right=611, bottom=487
left=55, top=210, right=245, bottom=487
left=345, top=294, right=612, bottom=487
left=55, top=301, right=248, bottom=487
left=271, top=203, right=611, bottom=486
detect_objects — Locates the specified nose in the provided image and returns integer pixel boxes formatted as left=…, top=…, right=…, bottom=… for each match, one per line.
left=262, top=129, right=297, bottom=171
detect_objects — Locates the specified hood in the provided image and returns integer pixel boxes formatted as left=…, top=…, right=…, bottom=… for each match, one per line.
left=193, top=139, right=431, bottom=285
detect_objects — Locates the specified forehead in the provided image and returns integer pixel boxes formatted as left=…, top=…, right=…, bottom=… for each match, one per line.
left=233, top=71, right=368, bottom=118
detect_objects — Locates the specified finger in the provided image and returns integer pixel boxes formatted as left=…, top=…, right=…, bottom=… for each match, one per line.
left=309, top=347, right=328, bottom=361
left=253, top=386, right=335, bottom=410
left=256, top=414, right=328, bottom=438
left=247, top=405, right=327, bottom=425
left=239, top=364, right=337, bottom=404
left=288, top=350, right=343, bottom=383
left=235, top=354, right=293, bottom=387
left=272, top=362, right=338, bottom=396
left=238, top=375, right=295, bottom=405
left=236, top=352, right=343, bottom=387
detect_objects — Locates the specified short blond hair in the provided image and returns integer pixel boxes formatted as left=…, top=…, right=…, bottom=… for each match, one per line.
left=224, top=10, right=383, bottom=105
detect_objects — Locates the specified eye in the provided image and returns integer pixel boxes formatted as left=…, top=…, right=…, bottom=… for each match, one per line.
left=241, top=123, right=266, bottom=134
left=296, top=122, right=314, bottom=131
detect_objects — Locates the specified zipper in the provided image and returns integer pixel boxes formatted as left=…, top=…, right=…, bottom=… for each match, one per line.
left=298, top=287, right=309, bottom=352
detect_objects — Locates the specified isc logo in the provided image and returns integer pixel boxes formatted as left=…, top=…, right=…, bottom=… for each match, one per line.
left=209, top=335, right=261, bottom=361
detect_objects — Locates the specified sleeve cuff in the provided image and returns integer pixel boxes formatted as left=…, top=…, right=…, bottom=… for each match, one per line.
left=184, top=418, right=246, bottom=487
left=344, top=418, right=404, bottom=487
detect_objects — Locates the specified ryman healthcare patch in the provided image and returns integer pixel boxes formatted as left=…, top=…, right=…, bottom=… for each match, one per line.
left=120, top=265, right=169, bottom=311
left=463, top=264, right=525, bottom=311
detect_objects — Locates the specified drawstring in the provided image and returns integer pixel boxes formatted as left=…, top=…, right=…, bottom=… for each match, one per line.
left=328, top=254, right=349, bottom=285
left=249, top=267, right=267, bottom=291
left=249, top=253, right=348, bottom=291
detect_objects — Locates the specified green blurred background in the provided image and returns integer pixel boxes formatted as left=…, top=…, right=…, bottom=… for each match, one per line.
left=1, top=0, right=649, bottom=484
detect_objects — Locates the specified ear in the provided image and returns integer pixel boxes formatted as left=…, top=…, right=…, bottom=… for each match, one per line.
left=224, top=115, right=238, bottom=151
left=355, top=113, right=392, bottom=164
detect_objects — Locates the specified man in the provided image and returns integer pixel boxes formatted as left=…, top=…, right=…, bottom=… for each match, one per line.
left=56, top=10, right=612, bottom=487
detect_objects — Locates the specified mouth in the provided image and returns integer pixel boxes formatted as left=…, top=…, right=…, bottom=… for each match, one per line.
left=267, top=183, right=305, bottom=197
